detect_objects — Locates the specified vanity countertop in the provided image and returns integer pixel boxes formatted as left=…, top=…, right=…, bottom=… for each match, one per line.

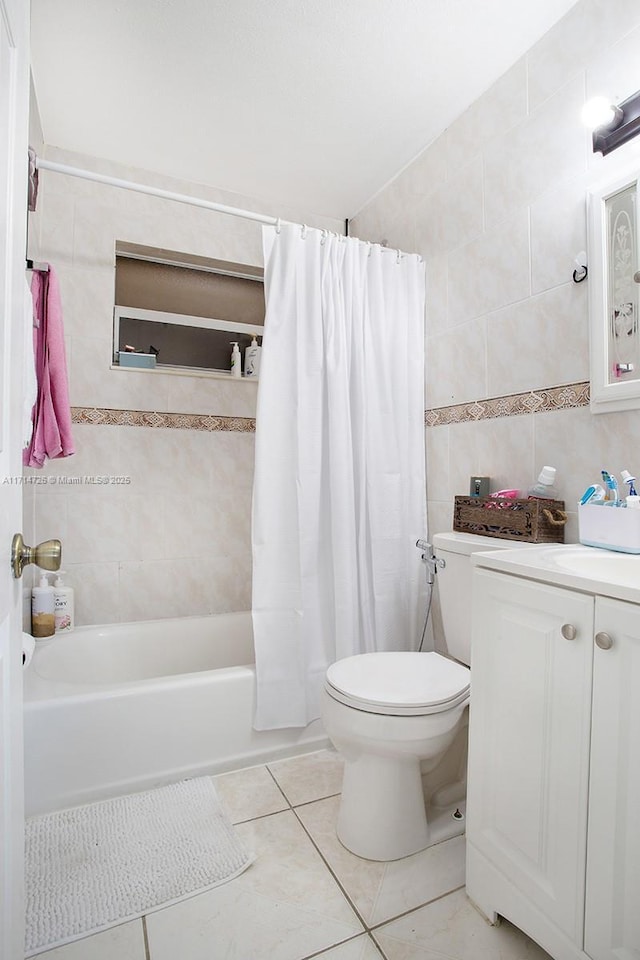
left=471, top=542, right=640, bottom=606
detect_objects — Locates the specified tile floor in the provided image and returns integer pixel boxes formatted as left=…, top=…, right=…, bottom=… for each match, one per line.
left=33, top=750, right=553, bottom=960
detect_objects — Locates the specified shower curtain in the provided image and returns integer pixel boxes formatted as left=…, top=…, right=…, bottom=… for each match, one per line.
left=252, top=223, right=427, bottom=730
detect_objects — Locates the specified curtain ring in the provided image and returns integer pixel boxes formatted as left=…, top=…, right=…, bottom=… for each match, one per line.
left=301, top=224, right=308, bottom=239
left=275, top=218, right=281, bottom=234
left=320, top=229, right=327, bottom=245
left=396, top=249, right=402, bottom=264
left=367, top=241, right=372, bottom=258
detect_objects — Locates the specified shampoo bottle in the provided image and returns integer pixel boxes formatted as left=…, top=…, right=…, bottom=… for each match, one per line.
left=31, top=571, right=55, bottom=638
left=53, top=571, right=74, bottom=633
left=244, top=336, right=261, bottom=378
left=230, top=341, right=242, bottom=378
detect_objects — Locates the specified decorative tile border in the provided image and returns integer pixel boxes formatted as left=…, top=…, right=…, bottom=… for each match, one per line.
left=72, top=382, right=590, bottom=433
left=71, top=407, right=256, bottom=432
left=425, top=382, right=590, bottom=427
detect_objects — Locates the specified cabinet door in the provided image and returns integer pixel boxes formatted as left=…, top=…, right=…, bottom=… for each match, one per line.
left=467, top=569, right=594, bottom=942
left=585, top=596, right=640, bottom=960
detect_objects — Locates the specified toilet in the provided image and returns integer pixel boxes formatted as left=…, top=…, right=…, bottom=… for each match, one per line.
left=322, top=532, right=520, bottom=861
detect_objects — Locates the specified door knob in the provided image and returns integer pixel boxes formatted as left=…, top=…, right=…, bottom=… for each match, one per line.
left=561, top=623, right=577, bottom=640
left=11, top=533, right=61, bottom=579
left=595, top=631, right=613, bottom=650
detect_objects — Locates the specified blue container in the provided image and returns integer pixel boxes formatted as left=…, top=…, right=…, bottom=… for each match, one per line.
left=118, top=351, right=156, bottom=369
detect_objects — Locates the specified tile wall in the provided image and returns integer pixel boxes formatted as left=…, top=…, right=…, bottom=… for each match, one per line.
left=27, top=146, right=343, bottom=625
left=27, top=0, right=640, bottom=625
left=349, top=0, right=640, bottom=544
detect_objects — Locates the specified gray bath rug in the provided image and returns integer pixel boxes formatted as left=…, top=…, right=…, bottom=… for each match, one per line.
left=25, top=776, right=255, bottom=957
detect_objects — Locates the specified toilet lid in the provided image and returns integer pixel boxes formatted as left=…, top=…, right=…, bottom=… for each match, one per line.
left=325, top=652, right=470, bottom=717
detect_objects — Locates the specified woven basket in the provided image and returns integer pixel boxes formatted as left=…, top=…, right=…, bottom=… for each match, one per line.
left=453, top=495, right=567, bottom=543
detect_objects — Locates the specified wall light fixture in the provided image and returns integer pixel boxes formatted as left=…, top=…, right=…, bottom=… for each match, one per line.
left=583, top=90, right=640, bottom=156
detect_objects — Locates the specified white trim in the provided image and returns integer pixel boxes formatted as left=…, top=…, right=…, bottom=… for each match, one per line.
left=109, top=362, right=258, bottom=382
left=588, top=160, right=640, bottom=414
left=114, top=305, right=263, bottom=335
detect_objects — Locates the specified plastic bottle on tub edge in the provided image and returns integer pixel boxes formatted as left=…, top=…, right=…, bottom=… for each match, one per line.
left=53, top=571, right=74, bottom=633
left=527, top=466, right=559, bottom=500
left=31, top=571, right=55, bottom=638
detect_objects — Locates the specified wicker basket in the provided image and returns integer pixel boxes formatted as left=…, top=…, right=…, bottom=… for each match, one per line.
left=453, top=495, right=567, bottom=543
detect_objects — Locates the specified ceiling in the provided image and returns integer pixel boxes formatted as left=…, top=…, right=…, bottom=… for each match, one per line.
left=30, top=0, right=580, bottom=220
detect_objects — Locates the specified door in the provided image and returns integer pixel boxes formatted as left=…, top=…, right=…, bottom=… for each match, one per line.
left=585, top=596, right=640, bottom=960
left=466, top=569, right=594, bottom=944
left=0, top=0, right=29, bottom=957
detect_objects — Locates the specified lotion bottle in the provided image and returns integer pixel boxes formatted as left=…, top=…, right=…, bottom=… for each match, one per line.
left=31, top=571, right=55, bottom=638
left=230, top=341, right=242, bottom=378
left=244, top=336, right=261, bottom=378
left=53, top=570, right=74, bottom=633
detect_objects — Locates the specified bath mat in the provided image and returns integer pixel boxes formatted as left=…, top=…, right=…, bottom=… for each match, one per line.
left=25, top=777, right=254, bottom=957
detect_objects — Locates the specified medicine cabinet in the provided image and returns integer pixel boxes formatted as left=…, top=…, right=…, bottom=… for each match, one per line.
left=588, top=165, right=640, bottom=412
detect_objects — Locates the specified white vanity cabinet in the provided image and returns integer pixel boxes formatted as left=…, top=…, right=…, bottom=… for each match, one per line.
left=466, top=565, right=640, bottom=960
left=585, top=596, right=640, bottom=960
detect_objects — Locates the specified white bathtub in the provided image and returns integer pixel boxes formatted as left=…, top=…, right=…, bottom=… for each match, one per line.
left=23, top=613, right=327, bottom=816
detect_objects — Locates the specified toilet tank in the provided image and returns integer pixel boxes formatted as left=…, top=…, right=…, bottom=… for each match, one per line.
left=431, top=532, right=530, bottom=665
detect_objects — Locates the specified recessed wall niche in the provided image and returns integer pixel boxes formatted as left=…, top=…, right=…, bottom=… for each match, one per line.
left=113, top=242, right=264, bottom=376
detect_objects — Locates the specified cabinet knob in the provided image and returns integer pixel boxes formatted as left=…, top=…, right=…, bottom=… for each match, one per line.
left=595, top=631, right=613, bottom=650
left=561, top=623, right=577, bottom=640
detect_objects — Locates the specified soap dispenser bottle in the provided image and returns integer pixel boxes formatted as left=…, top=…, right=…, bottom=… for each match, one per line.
left=53, top=571, right=74, bottom=633
left=527, top=466, right=559, bottom=500
left=230, top=341, right=242, bottom=378
left=31, top=571, right=55, bottom=638
left=244, top=336, right=261, bottom=378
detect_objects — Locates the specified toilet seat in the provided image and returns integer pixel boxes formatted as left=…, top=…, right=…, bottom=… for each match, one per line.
left=325, top=651, right=470, bottom=717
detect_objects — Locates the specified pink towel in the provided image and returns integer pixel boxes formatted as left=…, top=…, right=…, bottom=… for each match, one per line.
left=23, top=266, right=75, bottom=468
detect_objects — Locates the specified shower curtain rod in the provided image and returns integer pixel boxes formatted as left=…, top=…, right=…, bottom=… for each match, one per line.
left=35, top=157, right=288, bottom=227
left=34, top=157, right=419, bottom=260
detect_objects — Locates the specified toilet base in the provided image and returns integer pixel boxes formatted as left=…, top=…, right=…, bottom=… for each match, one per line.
left=322, top=689, right=469, bottom=862
left=337, top=751, right=429, bottom=861
left=335, top=753, right=466, bottom=861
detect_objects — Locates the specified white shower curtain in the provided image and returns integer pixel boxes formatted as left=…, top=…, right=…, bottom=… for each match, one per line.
left=252, top=223, right=427, bottom=730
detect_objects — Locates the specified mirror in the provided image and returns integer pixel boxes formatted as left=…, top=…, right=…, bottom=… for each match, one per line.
left=588, top=165, right=640, bottom=413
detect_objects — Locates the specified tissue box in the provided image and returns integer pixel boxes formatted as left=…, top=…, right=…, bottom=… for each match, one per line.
left=118, top=351, right=156, bottom=369
left=578, top=503, right=640, bottom=553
